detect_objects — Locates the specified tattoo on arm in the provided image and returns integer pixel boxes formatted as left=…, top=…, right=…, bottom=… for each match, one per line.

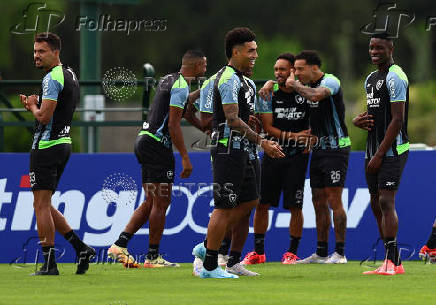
left=292, top=82, right=331, bottom=102
left=223, top=103, right=262, bottom=145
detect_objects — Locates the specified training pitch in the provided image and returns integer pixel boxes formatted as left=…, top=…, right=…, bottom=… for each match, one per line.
left=1, top=261, right=435, bottom=305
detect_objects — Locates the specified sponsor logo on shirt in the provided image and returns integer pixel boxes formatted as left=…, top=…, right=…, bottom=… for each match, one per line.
left=366, top=87, right=380, bottom=107
left=275, top=107, right=305, bottom=120
left=42, top=77, right=49, bottom=96
left=388, top=78, right=396, bottom=98
left=232, top=78, right=239, bottom=102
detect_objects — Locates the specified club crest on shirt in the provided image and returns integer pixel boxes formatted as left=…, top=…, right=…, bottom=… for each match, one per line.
left=295, top=95, right=305, bottom=104
left=376, top=79, right=384, bottom=91
left=167, top=170, right=173, bottom=180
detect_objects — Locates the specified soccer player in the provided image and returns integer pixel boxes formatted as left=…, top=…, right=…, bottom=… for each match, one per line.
left=108, top=50, right=207, bottom=268
left=285, top=50, right=350, bottom=264
left=192, top=27, right=284, bottom=279
left=419, top=219, right=436, bottom=261
left=354, top=33, right=409, bottom=275
left=19, top=32, right=95, bottom=275
left=192, top=69, right=261, bottom=276
left=242, top=53, right=314, bottom=265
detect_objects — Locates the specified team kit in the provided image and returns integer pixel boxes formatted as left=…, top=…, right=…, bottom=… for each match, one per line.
left=19, top=28, right=436, bottom=278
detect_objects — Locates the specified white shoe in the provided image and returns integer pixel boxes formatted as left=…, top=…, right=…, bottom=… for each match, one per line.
left=225, top=263, right=259, bottom=276
left=297, top=253, right=328, bottom=264
left=218, top=254, right=229, bottom=266
left=192, top=257, right=203, bottom=276
left=325, top=252, right=347, bottom=264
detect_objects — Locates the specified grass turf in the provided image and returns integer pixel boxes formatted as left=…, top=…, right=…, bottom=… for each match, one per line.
left=0, top=261, right=435, bottom=305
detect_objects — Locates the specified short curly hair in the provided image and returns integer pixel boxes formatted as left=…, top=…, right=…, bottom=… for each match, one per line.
left=295, top=50, right=321, bottom=67
left=224, top=27, right=256, bottom=59
left=276, top=53, right=295, bottom=65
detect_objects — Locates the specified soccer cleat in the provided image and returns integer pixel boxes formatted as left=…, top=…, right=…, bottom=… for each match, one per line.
left=143, top=255, right=180, bottom=268
left=241, top=251, right=266, bottom=265
left=192, top=257, right=203, bottom=276
left=218, top=254, right=229, bottom=266
left=192, top=242, right=206, bottom=261
left=363, top=259, right=404, bottom=275
left=325, top=252, right=348, bottom=264
left=395, top=263, right=405, bottom=274
left=107, top=244, right=140, bottom=268
left=419, top=245, right=436, bottom=260
left=297, top=253, right=328, bottom=264
left=377, top=259, right=399, bottom=275
left=31, top=264, right=59, bottom=276
left=199, top=266, right=239, bottom=279
left=226, top=263, right=259, bottom=276
left=76, top=245, right=96, bottom=274
left=281, top=252, right=300, bottom=265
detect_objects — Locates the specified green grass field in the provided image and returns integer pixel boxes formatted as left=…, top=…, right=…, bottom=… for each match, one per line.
left=1, top=261, right=435, bottom=305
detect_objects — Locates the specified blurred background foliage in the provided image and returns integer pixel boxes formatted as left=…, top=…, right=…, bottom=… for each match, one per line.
left=0, top=0, right=435, bottom=152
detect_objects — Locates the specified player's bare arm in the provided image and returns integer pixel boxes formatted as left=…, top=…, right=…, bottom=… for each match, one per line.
left=258, top=80, right=276, bottom=100
left=168, top=105, right=193, bottom=178
left=223, top=103, right=284, bottom=158
left=286, top=71, right=331, bottom=102
left=183, top=100, right=204, bottom=132
left=27, top=95, right=57, bottom=125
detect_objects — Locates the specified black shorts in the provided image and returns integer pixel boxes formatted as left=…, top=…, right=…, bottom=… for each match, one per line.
left=310, top=148, right=350, bottom=188
left=365, top=151, right=408, bottom=194
left=29, top=144, right=71, bottom=192
left=260, top=153, right=309, bottom=209
left=211, top=146, right=259, bottom=209
left=134, top=134, right=175, bottom=184
left=251, top=157, right=261, bottom=194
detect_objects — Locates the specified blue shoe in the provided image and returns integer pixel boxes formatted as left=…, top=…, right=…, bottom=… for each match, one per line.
left=199, top=266, right=239, bottom=279
left=192, top=242, right=206, bottom=261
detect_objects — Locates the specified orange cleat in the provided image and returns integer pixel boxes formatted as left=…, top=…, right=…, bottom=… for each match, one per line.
left=419, top=245, right=436, bottom=260
left=395, top=263, right=405, bottom=274
left=241, top=251, right=266, bottom=265
left=281, top=252, right=300, bottom=265
left=363, top=259, right=404, bottom=275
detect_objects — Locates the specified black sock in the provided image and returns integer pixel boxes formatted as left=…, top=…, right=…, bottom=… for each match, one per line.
left=426, top=226, right=436, bottom=249
left=384, top=238, right=400, bottom=266
left=288, top=236, right=301, bottom=255
left=254, top=233, right=265, bottom=255
left=335, top=242, right=345, bottom=256
left=226, top=251, right=241, bottom=268
left=203, top=249, right=218, bottom=271
left=64, top=230, right=86, bottom=254
left=147, top=244, right=159, bottom=260
left=114, top=231, right=133, bottom=248
left=218, top=238, right=231, bottom=255
left=42, top=246, right=56, bottom=268
left=316, top=241, right=328, bottom=257
left=203, top=239, right=207, bottom=248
